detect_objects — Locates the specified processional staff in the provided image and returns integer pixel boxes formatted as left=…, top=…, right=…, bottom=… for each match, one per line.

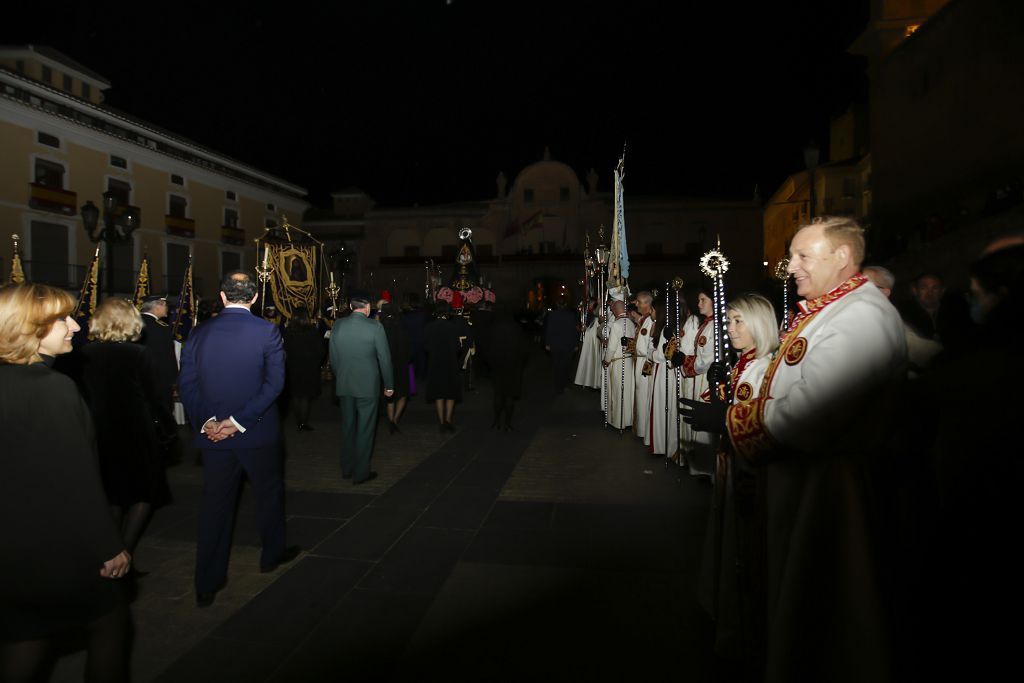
left=700, top=240, right=732, bottom=403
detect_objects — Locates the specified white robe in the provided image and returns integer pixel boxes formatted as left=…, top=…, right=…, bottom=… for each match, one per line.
left=644, top=328, right=683, bottom=456
left=574, top=318, right=603, bottom=389
left=632, top=315, right=655, bottom=439
left=724, top=276, right=906, bottom=683
left=679, top=314, right=717, bottom=475
left=603, top=315, right=636, bottom=429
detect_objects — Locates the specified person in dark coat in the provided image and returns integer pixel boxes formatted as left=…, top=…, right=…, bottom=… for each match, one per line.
left=401, top=294, right=430, bottom=378
left=0, top=284, right=131, bottom=682
left=282, top=306, right=325, bottom=431
left=380, top=302, right=412, bottom=433
left=425, top=302, right=463, bottom=432
left=544, top=299, right=580, bottom=394
left=138, top=295, right=179, bottom=425
left=485, top=307, right=531, bottom=430
left=80, top=298, right=172, bottom=566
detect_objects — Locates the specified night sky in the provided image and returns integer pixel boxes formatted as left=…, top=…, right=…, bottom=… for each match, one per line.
left=7, top=0, right=869, bottom=208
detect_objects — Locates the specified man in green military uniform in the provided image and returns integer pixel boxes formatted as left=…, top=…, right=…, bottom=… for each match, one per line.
left=328, top=291, right=394, bottom=484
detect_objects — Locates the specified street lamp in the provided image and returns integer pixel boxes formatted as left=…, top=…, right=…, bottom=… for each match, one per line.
left=803, top=142, right=820, bottom=220
left=81, top=190, right=140, bottom=297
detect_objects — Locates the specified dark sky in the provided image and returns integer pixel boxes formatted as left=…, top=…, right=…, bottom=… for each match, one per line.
left=7, top=0, right=869, bottom=208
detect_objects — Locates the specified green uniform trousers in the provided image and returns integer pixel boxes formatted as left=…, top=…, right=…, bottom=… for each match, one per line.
left=339, top=395, right=379, bottom=483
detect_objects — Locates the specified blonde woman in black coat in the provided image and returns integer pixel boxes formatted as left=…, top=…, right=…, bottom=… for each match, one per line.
left=0, top=284, right=131, bottom=682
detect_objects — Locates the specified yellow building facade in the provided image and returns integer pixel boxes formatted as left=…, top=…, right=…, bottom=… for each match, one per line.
left=0, top=46, right=308, bottom=297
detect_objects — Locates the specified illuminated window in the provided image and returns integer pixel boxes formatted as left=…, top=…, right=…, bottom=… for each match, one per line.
left=905, top=24, right=920, bottom=37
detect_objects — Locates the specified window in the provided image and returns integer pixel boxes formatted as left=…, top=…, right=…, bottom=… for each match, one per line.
left=224, top=208, right=239, bottom=228
left=30, top=221, right=69, bottom=287
left=41, top=66, right=52, bottom=83
left=221, top=250, right=241, bottom=278
left=169, top=195, right=188, bottom=218
left=170, top=174, right=184, bottom=186
left=34, top=159, right=65, bottom=188
left=226, top=190, right=236, bottom=201
left=524, top=188, right=534, bottom=203
left=265, top=218, right=277, bottom=228
left=107, top=179, right=131, bottom=205
left=842, top=177, right=857, bottom=198
left=110, top=155, right=127, bottom=169
left=559, top=187, right=570, bottom=201
left=62, top=74, right=72, bottom=92
left=81, top=83, right=91, bottom=100
left=403, top=245, right=421, bottom=258
left=37, top=131, right=60, bottom=148
left=166, top=243, right=190, bottom=295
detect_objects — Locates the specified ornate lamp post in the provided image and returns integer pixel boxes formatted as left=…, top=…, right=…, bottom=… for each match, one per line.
left=80, top=191, right=140, bottom=298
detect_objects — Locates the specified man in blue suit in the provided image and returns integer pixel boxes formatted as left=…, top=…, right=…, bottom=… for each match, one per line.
left=329, top=292, right=394, bottom=485
left=178, top=271, right=299, bottom=607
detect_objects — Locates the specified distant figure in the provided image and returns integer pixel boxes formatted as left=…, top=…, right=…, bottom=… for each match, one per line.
left=283, top=306, right=325, bottom=431
left=544, top=300, right=579, bottom=394
left=486, top=308, right=530, bottom=430
left=138, top=294, right=178, bottom=430
left=898, top=272, right=972, bottom=352
left=401, top=294, right=430, bottom=378
left=328, top=292, right=394, bottom=484
left=178, top=270, right=299, bottom=607
left=864, top=265, right=943, bottom=375
left=380, top=301, right=412, bottom=434
left=425, top=302, right=463, bottom=432
left=574, top=300, right=603, bottom=390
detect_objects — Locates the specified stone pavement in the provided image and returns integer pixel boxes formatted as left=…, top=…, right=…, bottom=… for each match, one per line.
left=51, top=348, right=716, bottom=681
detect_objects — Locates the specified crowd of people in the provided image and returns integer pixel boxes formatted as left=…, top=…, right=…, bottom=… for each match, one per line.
left=573, top=217, right=1024, bottom=681
left=2, top=216, right=1021, bottom=681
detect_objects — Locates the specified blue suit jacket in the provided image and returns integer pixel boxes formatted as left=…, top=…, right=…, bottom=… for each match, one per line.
left=178, top=307, right=285, bottom=450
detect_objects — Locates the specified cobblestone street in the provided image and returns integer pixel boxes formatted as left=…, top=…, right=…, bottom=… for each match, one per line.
left=52, top=350, right=715, bottom=681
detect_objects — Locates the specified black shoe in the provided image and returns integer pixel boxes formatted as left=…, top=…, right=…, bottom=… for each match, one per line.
left=353, top=471, right=378, bottom=485
left=260, top=545, right=301, bottom=573
left=388, top=421, right=398, bottom=435
left=444, top=422, right=456, bottom=433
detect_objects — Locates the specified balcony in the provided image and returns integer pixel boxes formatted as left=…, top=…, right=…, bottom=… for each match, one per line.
left=28, top=183, right=77, bottom=215
left=221, top=225, right=245, bottom=245
left=112, top=203, right=142, bottom=230
left=165, top=215, right=195, bottom=238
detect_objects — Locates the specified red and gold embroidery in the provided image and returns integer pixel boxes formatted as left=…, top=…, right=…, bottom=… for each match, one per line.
left=727, top=399, right=775, bottom=461
left=641, top=328, right=648, bottom=336
left=697, top=335, right=707, bottom=347
left=682, top=355, right=698, bottom=377
left=736, top=382, right=753, bottom=402
left=784, top=337, right=807, bottom=365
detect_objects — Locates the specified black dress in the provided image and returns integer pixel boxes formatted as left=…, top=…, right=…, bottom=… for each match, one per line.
left=80, top=342, right=172, bottom=508
left=283, top=325, right=325, bottom=398
left=382, top=314, right=412, bottom=398
left=425, top=316, right=462, bottom=401
left=0, top=362, right=125, bottom=641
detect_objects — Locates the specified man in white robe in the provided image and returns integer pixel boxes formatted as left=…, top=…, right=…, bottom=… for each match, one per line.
left=631, top=291, right=656, bottom=439
left=574, top=302, right=603, bottom=389
left=602, top=294, right=635, bottom=430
